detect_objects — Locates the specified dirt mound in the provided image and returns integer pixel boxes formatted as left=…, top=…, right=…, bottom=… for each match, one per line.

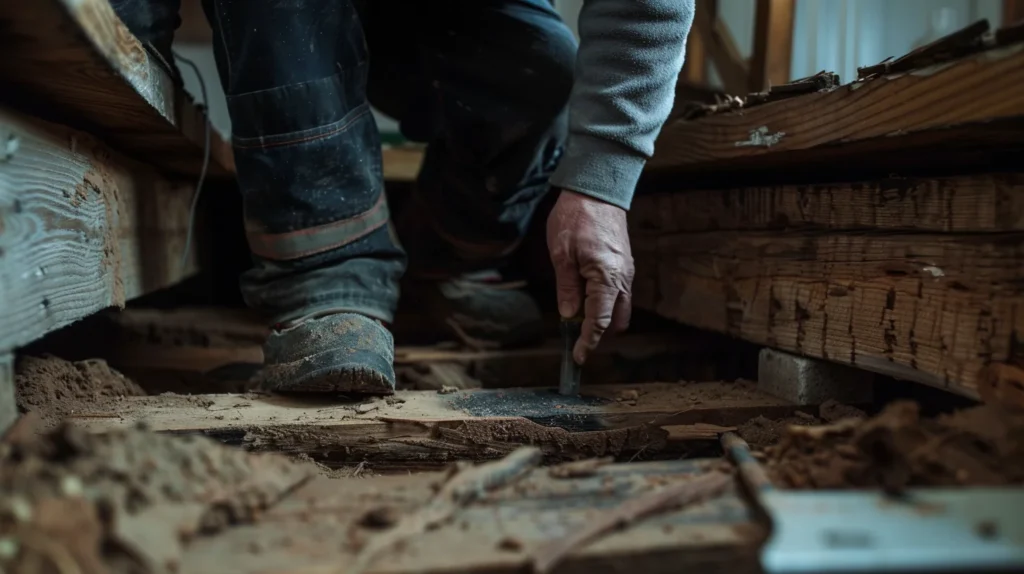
left=15, top=355, right=146, bottom=427
left=0, top=423, right=313, bottom=574
left=765, top=401, right=1024, bottom=491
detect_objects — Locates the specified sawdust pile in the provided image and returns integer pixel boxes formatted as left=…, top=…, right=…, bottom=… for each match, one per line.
left=765, top=401, right=1024, bottom=491
left=0, top=423, right=313, bottom=574
left=15, top=355, right=146, bottom=427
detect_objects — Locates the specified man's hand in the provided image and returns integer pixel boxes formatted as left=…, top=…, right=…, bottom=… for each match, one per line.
left=547, top=190, right=634, bottom=365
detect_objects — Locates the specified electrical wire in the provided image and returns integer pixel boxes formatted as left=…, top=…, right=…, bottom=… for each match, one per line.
left=172, top=50, right=212, bottom=274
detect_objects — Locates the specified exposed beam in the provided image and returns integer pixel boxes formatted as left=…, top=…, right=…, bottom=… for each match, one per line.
left=630, top=174, right=1024, bottom=400
left=750, top=0, right=796, bottom=92
left=682, top=28, right=708, bottom=84
left=693, top=0, right=750, bottom=95
left=0, top=0, right=234, bottom=176
left=0, top=107, right=197, bottom=352
left=1005, top=0, right=1024, bottom=25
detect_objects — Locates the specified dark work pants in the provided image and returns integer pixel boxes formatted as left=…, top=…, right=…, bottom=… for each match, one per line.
left=128, top=0, right=576, bottom=325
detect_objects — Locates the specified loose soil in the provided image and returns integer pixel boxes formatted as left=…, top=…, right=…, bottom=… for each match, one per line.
left=765, top=401, right=1024, bottom=491
left=15, top=355, right=146, bottom=427
left=737, top=400, right=867, bottom=449
left=0, top=422, right=312, bottom=574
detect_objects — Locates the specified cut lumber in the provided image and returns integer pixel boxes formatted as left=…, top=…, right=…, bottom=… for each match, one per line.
left=1008, top=0, right=1024, bottom=25
left=631, top=173, right=1024, bottom=234
left=647, top=39, right=1024, bottom=176
left=65, top=382, right=798, bottom=470
left=0, top=107, right=197, bottom=351
left=631, top=228, right=1024, bottom=398
left=750, top=0, right=796, bottom=91
left=0, top=0, right=234, bottom=176
left=178, top=459, right=763, bottom=574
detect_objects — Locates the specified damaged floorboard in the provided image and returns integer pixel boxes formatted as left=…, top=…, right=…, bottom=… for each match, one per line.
left=66, top=383, right=798, bottom=470
left=179, top=458, right=762, bottom=574
left=646, top=37, right=1024, bottom=180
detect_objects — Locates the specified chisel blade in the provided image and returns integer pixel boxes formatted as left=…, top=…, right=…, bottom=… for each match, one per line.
left=559, top=317, right=582, bottom=396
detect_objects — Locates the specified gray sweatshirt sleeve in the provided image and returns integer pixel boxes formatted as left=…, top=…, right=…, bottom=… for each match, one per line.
left=549, top=0, right=695, bottom=210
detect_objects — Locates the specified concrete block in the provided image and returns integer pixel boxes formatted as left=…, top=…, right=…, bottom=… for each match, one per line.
left=758, top=348, right=874, bottom=405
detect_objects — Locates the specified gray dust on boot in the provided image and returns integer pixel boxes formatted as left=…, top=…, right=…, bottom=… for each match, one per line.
left=257, top=313, right=395, bottom=394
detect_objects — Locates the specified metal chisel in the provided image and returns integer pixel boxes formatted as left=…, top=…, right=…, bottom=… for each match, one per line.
left=558, top=316, right=583, bottom=396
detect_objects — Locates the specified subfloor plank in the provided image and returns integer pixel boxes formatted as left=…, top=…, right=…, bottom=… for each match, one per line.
left=179, top=458, right=763, bottom=574
left=67, top=383, right=797, bottom=470
left=0, top=107, right=197, bottom=351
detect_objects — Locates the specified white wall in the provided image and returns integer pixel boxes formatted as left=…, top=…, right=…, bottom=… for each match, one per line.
left=790, top=0, right=1002, bottom=84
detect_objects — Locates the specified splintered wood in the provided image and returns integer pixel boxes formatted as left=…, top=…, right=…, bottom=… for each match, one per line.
left=350, top=447, right=542, bottom=574
left=531, top=470, right=733, bottom=573
left=648, top=30, right=1024, bottom=174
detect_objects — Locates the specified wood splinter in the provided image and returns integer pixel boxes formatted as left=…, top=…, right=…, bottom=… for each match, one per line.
left=530, top=470, right=733, bottom=574
left=350, top=446, right=543, bottom=574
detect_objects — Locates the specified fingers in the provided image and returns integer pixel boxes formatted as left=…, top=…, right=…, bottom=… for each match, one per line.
left=549, top=229, right=583, bottom=318
left=610, top=290, right=632, bottom=333
left=573, top=282, right=617, bottom=365
left=610, top=255, right=634, bottom=333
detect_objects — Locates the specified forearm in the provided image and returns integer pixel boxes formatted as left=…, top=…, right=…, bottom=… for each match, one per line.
left=550, top=0, right=694, bottom=210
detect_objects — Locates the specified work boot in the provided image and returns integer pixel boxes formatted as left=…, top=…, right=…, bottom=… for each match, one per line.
left=257, top=313, right=396, bottom=394
left=412, top=270, right=545, bottom=350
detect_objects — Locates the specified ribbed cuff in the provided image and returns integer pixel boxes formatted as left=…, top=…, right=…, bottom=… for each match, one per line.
left=549, top=136, right=647, bottom=211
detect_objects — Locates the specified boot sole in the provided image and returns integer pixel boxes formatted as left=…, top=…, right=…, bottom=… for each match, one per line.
left=261, top=364, right=395, bottom=395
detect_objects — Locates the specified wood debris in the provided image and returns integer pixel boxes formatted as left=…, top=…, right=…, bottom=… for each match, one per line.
left=350, top=446, right=543, bottom=574
left=857, top=19, right=990, bottom=80
left=0, top=423, right=311, bottom=574
left=548, top=457, right=614, bottom=479
left=530, top=471, right=732, bottom=573
left=766, top=401, right=1024, bottom=492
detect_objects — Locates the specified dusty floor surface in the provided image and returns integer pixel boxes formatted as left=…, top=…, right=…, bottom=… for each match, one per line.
left=0, top=422, right=312, bottom=574
left=764, top=401, right=1024, bottom=491
left=15, top=355, right=146, bottom=428
left=737, top=399, right=866, bottom=449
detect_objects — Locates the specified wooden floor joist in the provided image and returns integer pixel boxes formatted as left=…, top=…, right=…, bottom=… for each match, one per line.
left=0, top=0, right=234, bottom=176
left=179, top=458, right=762, bottom=574
left=647, top=38, right=1024, bottom=177
left=67, top=383, right=797, bottom=470
left=630, top=174, right=1024, bottom=400
left=0, top=107, right=198, bottom=352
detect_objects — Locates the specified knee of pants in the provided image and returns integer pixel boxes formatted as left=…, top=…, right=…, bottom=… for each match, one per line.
left=526, top=21, right=577, bottom=118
